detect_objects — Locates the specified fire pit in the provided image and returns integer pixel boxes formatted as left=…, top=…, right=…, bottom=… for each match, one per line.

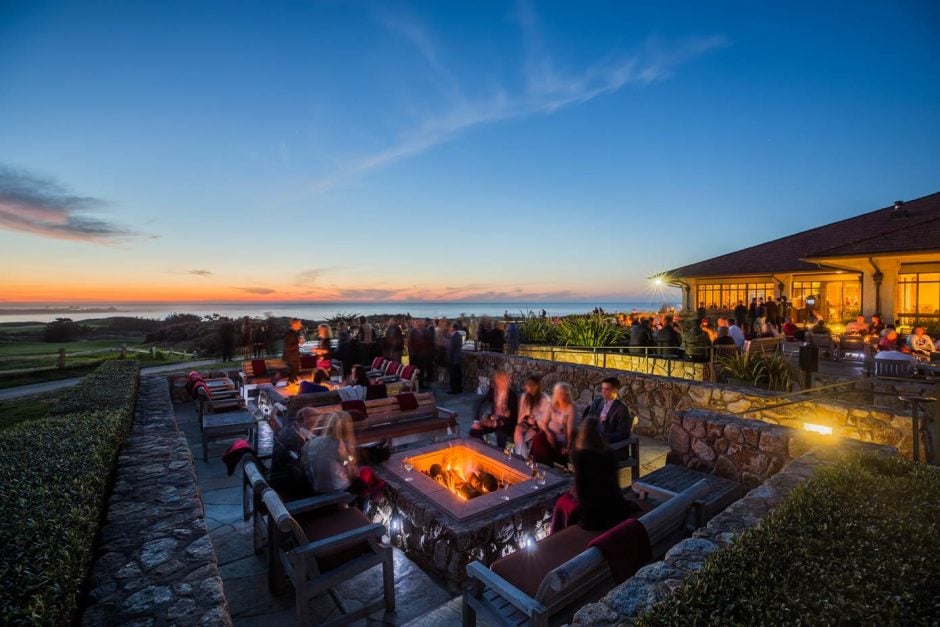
left=370, top=438, right=571, bottom=587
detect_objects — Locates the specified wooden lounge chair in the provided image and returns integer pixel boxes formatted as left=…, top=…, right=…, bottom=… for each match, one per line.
left=263, top=487, right=395, bottom=626
left=743, top=336, right=783, bottom=357
left=874, top=358, right=916, bottom=378
left=463, top=479, right=710, bottom=627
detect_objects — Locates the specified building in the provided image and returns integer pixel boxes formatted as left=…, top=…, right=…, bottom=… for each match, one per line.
left=659, top=191, right=940, bottom=324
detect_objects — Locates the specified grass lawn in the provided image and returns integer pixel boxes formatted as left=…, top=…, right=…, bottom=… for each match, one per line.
left=0, top=340, right=147, bottom=370
left=0, top=391, right=65, bottom=430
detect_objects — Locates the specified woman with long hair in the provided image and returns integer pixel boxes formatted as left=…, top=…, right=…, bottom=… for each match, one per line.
left=513, top=375, right=550, bottom=458
left=529, top=382, right=576, bottom=465
left=301, top=411, right=358, bottom=493
left=551, top=417, right=641, bottom=533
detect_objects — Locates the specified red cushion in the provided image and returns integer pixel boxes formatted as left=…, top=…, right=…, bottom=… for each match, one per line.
left=251, top=359, right=267, bottom=376
left=341, top=400, right=367, bottom=416
left=371, top=357, right=385, bottom=370
left=396, top=393, right=419, bottom=411
left=385, top=362, right=400, bottom=376
left=317, top=359, right=332, bottom=371
left=399, top=365, right=416, bottom=380
left=491, top=525, right=601, bottom=598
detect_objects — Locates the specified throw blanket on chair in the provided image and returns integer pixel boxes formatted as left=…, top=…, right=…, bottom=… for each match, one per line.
left=587, top=518, right=652, bottom=584
left=550, top=492, right=579, bottom=534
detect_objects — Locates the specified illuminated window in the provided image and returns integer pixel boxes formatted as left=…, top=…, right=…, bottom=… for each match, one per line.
left=696, top=282, right=776, bottom=311
left=898, top=273, right=940, bottom=324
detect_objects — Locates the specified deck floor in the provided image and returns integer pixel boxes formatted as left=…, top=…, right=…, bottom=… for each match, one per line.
left=178, top=383, right=669, bottom=625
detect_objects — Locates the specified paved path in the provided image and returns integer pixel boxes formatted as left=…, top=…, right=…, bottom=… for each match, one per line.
left=0, top=359, right=219, bottom=401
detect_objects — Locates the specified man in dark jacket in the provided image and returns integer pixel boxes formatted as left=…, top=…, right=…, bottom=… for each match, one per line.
left=733, top=301, right=748, bottom=326
left=282, top=319, right=302, bottom=382
left=447, top=323, right=463, bottom=394
left=655, top=315, right=682, bottom=356
left=469, top=370, right=519, bottom=447
left=583, top=377, right=632, bottom=445
left=629, top=318, right=654, bottom=355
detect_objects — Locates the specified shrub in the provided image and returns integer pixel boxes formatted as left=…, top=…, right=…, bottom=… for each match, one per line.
left=639, top=454, right=940, bottom=626
left=555, top=314, right=625, bottom=347
left=48, top=359, right=139, bottom=417
left=0, top=360, right=139, bottom=625
left=518, top=313, right=558, bottom=345
left=718, top=352, right=795, bottom=391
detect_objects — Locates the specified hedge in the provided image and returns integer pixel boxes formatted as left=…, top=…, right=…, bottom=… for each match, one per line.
left=0, top=360, right=139, bottom=626
left=639, top=454, right=940, bottom=626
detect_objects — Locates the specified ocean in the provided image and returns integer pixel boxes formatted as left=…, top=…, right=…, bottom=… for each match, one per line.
left=0, top=301, right=680, bottom=323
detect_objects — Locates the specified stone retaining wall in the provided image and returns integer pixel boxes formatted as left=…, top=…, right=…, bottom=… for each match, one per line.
left=82, top=375, right=232, bottom=626
left=571, top=451, right=826, bottom=625
left=463, top=351, right=924, bottom=459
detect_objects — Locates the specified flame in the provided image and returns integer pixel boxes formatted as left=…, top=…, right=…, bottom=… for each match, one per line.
left=411, top=445, right=524, bottom=501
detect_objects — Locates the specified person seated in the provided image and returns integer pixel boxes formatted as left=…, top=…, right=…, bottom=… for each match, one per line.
left=583, top=376, right=632, bottom=446
left=269, top=407, right=322, bottom=498
left=713, top=326, right=737, bottom=346
left=700, top=317, right=716, bottom=342
left=513, top=375, right=550, bottom=459
left=907, top=326, right=934, bottom=361
left=571, top=418, right=642, bottom=531
left=810, top=317, right=830, bottom=335
left=529, top=382, right=576, bottom=466
left=300, top=411, right=375, bottom=508
left=469, top=371, right=519, bottom=448
left=869, top=314, right=885, bottom=337
left=877, top=329, right=903, bottom=352
left=629, top=318, right=655, bottom=354
left=781, top=317, right=799, bottom=339
left=845, top=315, right=868, bottom=334
left=298, top=368, right=331, bottom=395
left=337, top=364, right=369, bottom=400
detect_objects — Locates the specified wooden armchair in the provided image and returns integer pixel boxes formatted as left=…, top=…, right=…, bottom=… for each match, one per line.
left=463, top=479, right=709, bottom=627
left=263, top=487, right=395, bottom=626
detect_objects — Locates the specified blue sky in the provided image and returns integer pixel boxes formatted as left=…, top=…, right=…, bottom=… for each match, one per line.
left=1, top=0, right=938, bottom=303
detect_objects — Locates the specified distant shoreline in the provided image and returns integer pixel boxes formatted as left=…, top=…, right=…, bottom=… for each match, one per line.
left=0, top=306, right=119, bottom=315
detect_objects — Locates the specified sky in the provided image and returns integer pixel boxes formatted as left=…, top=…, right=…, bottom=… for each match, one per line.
left=1, top=0, right=939, bottom=304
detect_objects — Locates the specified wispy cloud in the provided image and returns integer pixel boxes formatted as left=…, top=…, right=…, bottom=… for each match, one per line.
left=189, top=269, right=213, bottom=276
left=313, top=3, right=726, bottom=191
left=0, top=164, right=145, bottom=243
left=294, top=267, right=332, bottom=286
left=236, top=286, right=277, bottom=295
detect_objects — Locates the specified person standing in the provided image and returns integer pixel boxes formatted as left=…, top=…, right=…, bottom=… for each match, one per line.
left=240, top=316, right=253, bottom=359
left=218, top=318, right=235, bottom=362
left=733, top=301, right=747, bottom=327
left=357, top=316, right=374, bottom=365
left=385, top=318, right=404, bottom=362
left=506, top=321, right=521, bottom=355
left=283, top=319, right=302, bottom=382
left=447, top=322, right=464, bottom=394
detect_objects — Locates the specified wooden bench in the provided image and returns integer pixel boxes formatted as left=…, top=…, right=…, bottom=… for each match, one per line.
left=631, top=464, right=743, bottom=524
left=238, top=358, right=287, bottom=402
left=307, top=392, right=458, bottom=447
left=262, top=484, right=395, bottom=626
left=463, top=479, right=710, bottom=627
left=744, top=336, right=783, bottom=357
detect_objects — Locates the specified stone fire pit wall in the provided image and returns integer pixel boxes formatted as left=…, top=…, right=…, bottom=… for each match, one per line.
left=370, top=472, right=569, bottom=590
left=463, top=351, right=924, bottom=459
left=81, top=375, right=232, bottom=626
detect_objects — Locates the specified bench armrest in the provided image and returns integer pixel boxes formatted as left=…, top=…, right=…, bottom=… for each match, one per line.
left=437, top=406, right=459, bottom=419
left=609, top=436, right=638, bottom=452
left=292, top=523, right=387, bottom=557
left=465, top=560, right=546, bottom=617
left=286, top=490, right=357, bottom=515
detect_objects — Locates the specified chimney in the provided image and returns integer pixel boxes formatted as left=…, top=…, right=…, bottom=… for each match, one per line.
left=890, top=199, right=908, bottom=219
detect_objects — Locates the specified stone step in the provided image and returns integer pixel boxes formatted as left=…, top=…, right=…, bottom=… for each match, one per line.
left=402, top=596, right=499, bottom=627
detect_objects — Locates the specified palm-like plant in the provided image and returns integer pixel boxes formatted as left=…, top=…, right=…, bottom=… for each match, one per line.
left=517, top=312, right=557, bottom=344
left=718, top=352, right=795, bottom=391
left=555, top=314, right=625, bottom=347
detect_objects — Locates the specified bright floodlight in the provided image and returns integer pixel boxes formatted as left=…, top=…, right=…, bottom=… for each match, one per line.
left=653, top=277, right=664, bottom=286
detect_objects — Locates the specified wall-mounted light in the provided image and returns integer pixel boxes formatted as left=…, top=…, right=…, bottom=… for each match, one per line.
left=803, top=423, right=833, bottom=436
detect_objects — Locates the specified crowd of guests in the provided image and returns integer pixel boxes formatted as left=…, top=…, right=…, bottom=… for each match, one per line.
left=468, top=371, right=641, bottom=534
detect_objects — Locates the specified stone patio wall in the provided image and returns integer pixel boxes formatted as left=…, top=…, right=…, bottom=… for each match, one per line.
left=463, top=351, right=923, bottom=459
left=572, top=435, right=897, bottom=625
left=82, top=375, right=232, bottom=626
